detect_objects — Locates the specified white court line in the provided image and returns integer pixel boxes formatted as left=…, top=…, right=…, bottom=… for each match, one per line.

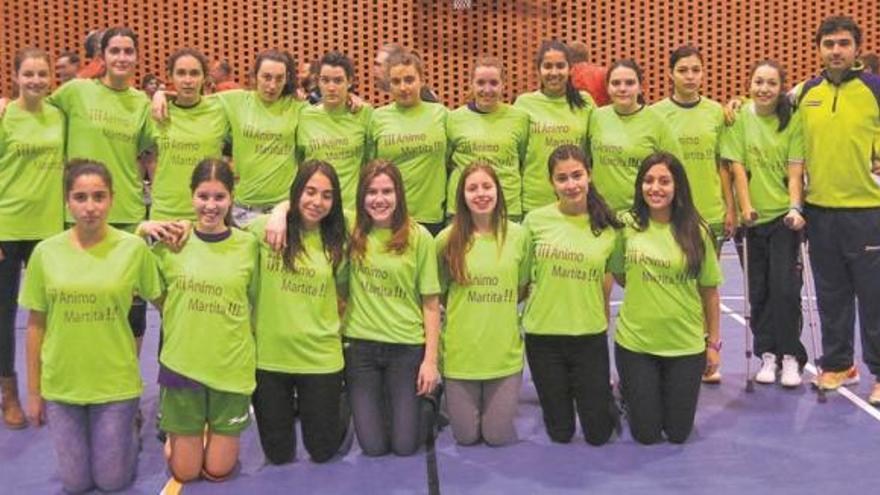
left=719, top=302, right=880, bottom=422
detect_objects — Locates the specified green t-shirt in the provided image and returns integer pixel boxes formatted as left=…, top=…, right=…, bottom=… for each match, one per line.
left=215, top=90, right=305, bottom=207
left=589, top=105, right=683, bottom=212
left=436, top=222, right=530, bottom=379
left=145, top=98, right=229, bottom=220
left=795, top=72, right=880, bottom=207
left=248, top=215, right=347, bottom=374
left=18, top=228, right=162, bottom=404
left=154, top=229, right=258, bottom=394
left=48, top=79, right=151, bottom=224
left=447, top=104, right=529, bottom=216
left=719, top=103, right=804, bottom=225
left=344, top=223, right=440, bottom=344
left=0, top=103, right=65, bottom=240
left=651, top=97, right=725, bottom=225
left=522, top=203, right=618, bottom=336
left=368, top=101, right=448, bottom=223
left=296, top=104, right=372, bottom=212
left=611, top=219, right=723, bottom=356
left=514, top=91, right=594, bottom=213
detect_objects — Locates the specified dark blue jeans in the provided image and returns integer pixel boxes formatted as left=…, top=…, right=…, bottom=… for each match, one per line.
left=0, top=240, right=36, bottom=377
left=45, top=398, right=140, bottom=494
left=344, top=338, right=424, bottom=456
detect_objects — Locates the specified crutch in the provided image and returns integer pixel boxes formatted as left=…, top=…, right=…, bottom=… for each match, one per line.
left=740, top=225, right=755, bottom=393
left=799, top=232, right=827, bottom=403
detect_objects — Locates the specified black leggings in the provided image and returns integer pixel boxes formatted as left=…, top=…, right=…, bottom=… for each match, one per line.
left=525, top=333, right=617, bottom=446
left=252, top=369, right=345, bottom=464
left=615, top=344, right=705, bottom=445
left=0, top=240, right=37, bottom=377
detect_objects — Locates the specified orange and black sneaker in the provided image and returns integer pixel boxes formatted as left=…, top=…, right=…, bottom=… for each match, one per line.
left=814, top=365, right=860, bottom=390
left=869, top=383, right=880, bottom=407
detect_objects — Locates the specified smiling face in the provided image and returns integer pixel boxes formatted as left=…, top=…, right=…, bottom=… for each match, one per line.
left=102, top=35, right=137, bottom=82
left=552, top=158, right=590, bottom=210
left=670, top=54, right=703, bottom=100
left=749, top=64, right=782, bottom=111
left=641, top=163, right=675, bottom=215
left=15, top=56, right=51, bottom=101
left=463, top=170, right=498, bottom=217
left=298, top=171, right=334, bottom=230
left=255, top=59, right=287, bottom=103
left=472, top=65, right=504, bottom=111
left=388, top=63, right=423, bottom=108
left=171, top=55, right=205, bottom=103
left=67, top=174, right=112, bottom=231
left=539, top=49, right=569, bottom=97
left=608, top=66, right=641, bottom=112
left=192, top=179, right=232, bottom=233
left=364, top=173, right=398, bottom=228
left=318, top=64, right=350, bottom=109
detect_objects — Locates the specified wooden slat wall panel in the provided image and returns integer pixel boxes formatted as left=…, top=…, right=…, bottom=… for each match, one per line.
left=2, top=1, right=878, bottom=106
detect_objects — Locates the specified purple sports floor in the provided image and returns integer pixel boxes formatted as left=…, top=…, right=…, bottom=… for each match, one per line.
left=2, top=247, right=879, bottom=494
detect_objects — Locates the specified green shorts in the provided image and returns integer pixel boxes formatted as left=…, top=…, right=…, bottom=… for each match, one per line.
left=159, top=386, right=251, bottom=436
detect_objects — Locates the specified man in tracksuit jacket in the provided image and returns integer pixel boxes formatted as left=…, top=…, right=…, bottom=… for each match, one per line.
left=796, top=15, right=880, bottom=405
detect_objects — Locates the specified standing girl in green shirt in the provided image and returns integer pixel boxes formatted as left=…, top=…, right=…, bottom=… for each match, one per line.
left=344, top=160, right=441, bottom=456
left=515, top=40, right=594, bottom=215
left=437, top=163, right=530, bottom=446
left=369, top=49, right=448, bottom=234
left=522, top=145, right=622, bottom=445
left=248, top=160, right=350, bottom=464
left=145, top=48, right=228, bottom=221
left=651, top=45, right=736, bottom=245
left=154, top=159, right=258, bottom=483
left=20, top=160, right=162, bottom=493
left=721, top=61, right=807, bottom=387
left=0, top=48, right=65, bottom=429
left=447, top=57, right=529, bottom=220
left=611, top=152, right=722, bottom=445
left=296, top=51, right=372, bottom=213
left=46, top=27, right=155, bottom=346
left=590, top=60, right=682, bottom=213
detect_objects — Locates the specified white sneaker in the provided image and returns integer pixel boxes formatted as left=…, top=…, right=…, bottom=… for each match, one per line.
left=780, top=355, right=802, bottom=388
left=755, top=353, right=777, bottom=384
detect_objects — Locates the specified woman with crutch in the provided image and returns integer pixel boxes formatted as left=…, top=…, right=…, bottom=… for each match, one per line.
left=721, top=60, right=808, bottom=388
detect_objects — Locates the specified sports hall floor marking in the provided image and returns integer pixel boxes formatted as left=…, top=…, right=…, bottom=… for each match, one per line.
left=720, top=302, right=880, bottom=422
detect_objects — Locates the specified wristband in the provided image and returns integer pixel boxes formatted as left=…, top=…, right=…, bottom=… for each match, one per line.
left=706, top=340, right=722, bottom=352
left=789, top=205, right=803, bottom=214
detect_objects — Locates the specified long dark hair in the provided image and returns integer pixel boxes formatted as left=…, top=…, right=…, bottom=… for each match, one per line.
left=631, top=152, right=708, bottom=277
left=535, top=40, right=586, bottom=110
left=548, top=145, right=621, bottom=235
left=349, top=160, right=411, bottom=261
left=190, top=158, right=235, bottom=228
left=283, top=160, right=347, bottom=274
left=750, top=60, right=793, bottom=131
left=444, top=162, right=508, bottom=285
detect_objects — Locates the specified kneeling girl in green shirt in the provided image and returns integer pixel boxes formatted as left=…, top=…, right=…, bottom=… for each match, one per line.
left=152, top=159, right=258, bottom=483
left=248, top=160, right=350, bottom=464
left=343, top=160, right=441, bottom=457
left=521, top=144, right=622, bottom=445
left=21, top=161, right=162, bottom=494
left=437, top=163, right=530, bottom=446
left=611, top=152, right=722, bottom=445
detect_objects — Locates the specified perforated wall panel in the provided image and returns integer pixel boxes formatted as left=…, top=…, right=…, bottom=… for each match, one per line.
left=2, top=1, right=877, bottom=106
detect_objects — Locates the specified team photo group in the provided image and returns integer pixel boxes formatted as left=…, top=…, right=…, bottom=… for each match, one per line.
left=0, top=10, right=879, bottom=494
